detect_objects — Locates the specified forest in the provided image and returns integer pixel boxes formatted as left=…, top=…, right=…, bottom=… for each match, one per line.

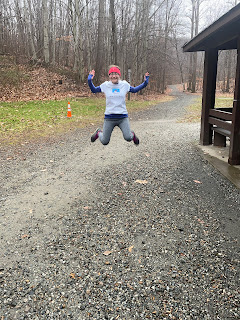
left=0, top=0, right=239, bottom=93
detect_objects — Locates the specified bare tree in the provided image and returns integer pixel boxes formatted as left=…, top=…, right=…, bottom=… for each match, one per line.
left=1, top=0, right=237, bottom=90
left=49, top=0, right=56, bottom=65
left=172, top=30, right=186, bottom=90
left=85, top=0, right=92, bottom=70
left=118, top=0, right=134, bottom=78
left=188, top=0, right=200, bottom=93
left=25, top=0, right=37, bottom=62
left=0, top=2, right=6, bottom=54
left=110, top=0, right=117, bottom=64
left=192, top=0, right=200, bottom=92
left=42, top=0, right=50, bottom=64
left=95, top=0, right=105, bottom=83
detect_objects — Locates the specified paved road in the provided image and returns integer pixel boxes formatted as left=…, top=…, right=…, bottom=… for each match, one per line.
left=0, top=87, right=239, bottom=319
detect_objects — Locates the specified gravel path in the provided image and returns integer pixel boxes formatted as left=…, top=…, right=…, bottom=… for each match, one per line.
left=0, top=86, right=239, bottom=319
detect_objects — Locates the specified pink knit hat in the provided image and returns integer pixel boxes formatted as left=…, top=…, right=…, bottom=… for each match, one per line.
left=108, top=67, right=121, bottom=76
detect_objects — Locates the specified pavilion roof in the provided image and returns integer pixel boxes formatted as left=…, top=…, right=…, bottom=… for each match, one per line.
left=183, top=4, right=240, bottom=52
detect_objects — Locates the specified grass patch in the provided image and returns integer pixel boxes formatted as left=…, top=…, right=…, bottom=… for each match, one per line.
left=181, top=96, right=233, bottom=123
left=0, top=96, right=170, bottom=145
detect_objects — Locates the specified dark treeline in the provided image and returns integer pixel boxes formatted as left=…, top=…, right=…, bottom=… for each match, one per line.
left=0, top=0, right=238, bottom=93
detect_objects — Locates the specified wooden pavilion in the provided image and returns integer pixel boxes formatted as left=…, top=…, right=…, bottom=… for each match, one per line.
left=183, top=4, right=240, bottom=165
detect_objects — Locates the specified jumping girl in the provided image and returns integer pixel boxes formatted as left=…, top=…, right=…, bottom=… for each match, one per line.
left=88, top=65, right=149, bottom=145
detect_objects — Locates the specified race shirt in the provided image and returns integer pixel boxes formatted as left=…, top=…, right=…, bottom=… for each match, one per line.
left=100, top=80, right=130, bottom=115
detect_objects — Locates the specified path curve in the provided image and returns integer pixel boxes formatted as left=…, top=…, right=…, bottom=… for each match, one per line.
left=0, top=88, right=239, bottom=319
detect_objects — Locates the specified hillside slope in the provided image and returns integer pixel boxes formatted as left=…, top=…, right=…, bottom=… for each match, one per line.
left=0, top=56, right=89, bottom=102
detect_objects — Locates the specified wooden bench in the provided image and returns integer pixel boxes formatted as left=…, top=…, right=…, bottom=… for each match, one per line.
left=212, top=127, right=231, bottom=147
left=208, top=108, right=233, bottom=147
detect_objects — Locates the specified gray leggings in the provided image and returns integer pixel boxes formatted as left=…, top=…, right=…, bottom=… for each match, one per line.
left=98, top=117, right=134, bottom=145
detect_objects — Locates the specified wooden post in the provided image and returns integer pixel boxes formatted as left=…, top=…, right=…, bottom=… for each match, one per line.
left=200, top=49, right=218, bottom=145
left=229, top=36, right=240, bottom=165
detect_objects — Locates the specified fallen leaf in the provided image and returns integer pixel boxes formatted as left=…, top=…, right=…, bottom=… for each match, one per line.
left=21, top=234, right=30, bottom=239
left=103, top=251, right=112, bottom=256
left=128, top=245, right=134, bottom=253
left=193, top=180, right=202, bottom=184
left=145, top=153, right=150, bottom=157
left=127, top=283, right=133, bottom=289
left=70, top=273, right=76, bottom=279
left=83, top=206, right=91, bottom=210
left=135, top=180, right=148, bottom=184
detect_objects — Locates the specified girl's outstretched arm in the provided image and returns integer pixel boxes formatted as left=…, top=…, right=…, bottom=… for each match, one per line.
left=129, top=72, right=149, bottom=93
left=88, top=70, right=101, bottom=93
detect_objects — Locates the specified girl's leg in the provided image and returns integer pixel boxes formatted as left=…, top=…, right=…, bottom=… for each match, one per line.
left=118, top=118, right=139, bottom=145
left=99, top=119, right=116, bottom=145
left=118, top=118, right=134, bottom=142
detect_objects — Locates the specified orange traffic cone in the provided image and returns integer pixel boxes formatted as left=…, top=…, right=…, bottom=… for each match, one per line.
left=67, top=101, right=72, bottom=118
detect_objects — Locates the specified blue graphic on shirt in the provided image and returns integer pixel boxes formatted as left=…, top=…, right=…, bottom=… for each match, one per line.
left=112, top=88, right=120, bottom=93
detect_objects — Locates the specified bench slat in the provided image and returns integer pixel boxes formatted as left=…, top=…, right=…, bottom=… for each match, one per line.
left=209, top=109, right=232, bottom=121
left=213, top=127, right=231, bottom=137
left=209, top=117, right=232, bottom=131
left=216, top=107, right=233, bottom=113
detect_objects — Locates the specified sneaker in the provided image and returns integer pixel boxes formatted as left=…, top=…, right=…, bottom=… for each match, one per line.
left=91, top=128, right=101, bottom=142
left=132, top=131, right=139, bottom=145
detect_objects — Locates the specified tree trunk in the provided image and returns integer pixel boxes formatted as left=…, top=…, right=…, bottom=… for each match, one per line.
left=110, top=0, right=117, bottom=64
left=50, top=0, right=56, bottom=65
left=72, top=0, right=79, bottom=72
left=173, top=32, right=185, bottom=90
left=86, top=0, right=92, bottom=71
left=192, top=0, right=199, bottom=93
left=71, top=0, right=84, bottom=82
left=226, top=50, right=232, bottom=92
left=133, top=0, right=140, bottom=84
left=14, top=0, right=26, bottom=56
left=95, top=0, right=105, bottom=83
left=189, top=0, right=200, bottom=93
left=42, top=0, right=50, bottom=65
left=0, top=1, right=4, bottom=53
left=26, top=0, right=37, bottom=62
left=188, top=0, right=195, bottom=91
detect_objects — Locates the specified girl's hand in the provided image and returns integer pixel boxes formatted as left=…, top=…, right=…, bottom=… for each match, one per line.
left=144, top=72, right=149, bottom=80
left=89, top=70, right=95, bottom=78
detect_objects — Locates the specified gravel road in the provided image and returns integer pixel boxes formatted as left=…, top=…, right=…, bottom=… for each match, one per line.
left=0, top=86, right=239, bottom=319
